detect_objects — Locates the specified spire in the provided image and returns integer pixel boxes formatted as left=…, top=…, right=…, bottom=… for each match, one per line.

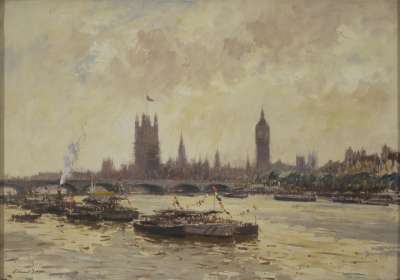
left=177, top=133, right=187, bottom=168
left=214, top=149, right=221, bottom=169
left=154, top=114, right=158, bottom=125
left=246, top=154, right=251, bottom=172
left=260, top=107, right=265, bottom=121
left=141, top=113, right=146, bottom=126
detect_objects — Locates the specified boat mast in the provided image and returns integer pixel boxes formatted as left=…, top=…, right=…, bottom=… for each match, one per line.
left=90, top=174, right=95, bottom=194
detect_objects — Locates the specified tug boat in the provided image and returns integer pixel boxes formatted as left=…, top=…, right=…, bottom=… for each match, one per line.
left=82, top=195, right=139, bottom=222
left=67, top=177, right=139, bottom=222
left=66, top=204, right=103, bottom=221
left=67, top=196, right=138, bottom=222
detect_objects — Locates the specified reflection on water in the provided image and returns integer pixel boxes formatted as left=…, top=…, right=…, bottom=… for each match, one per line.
left=3, top=195, right=400, bottom=280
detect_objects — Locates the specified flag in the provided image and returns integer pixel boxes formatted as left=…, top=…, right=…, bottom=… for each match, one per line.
left=146, top=95, right=154, bottom=102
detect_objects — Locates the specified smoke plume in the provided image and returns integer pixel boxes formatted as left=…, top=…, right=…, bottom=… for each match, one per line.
left=60, top=141, right=80, bottom=185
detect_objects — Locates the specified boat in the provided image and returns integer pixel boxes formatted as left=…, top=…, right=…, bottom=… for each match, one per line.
left=361, top=194, right=391, bottom=206
left=20, top=197, right=54, bottom=214
left=361, top=200, right=389, bottom=206
left=133, top=218, right=185, bottom=237
left=67, top=176, right=139, bottom=222
left=133, top=209, right=258, bottom=239
left=331, top=194, right=362, bottom=204
left=273, top=193, right=316, bottom=202
left=223, top=192, right=249, bottom=199
left=66, top=205, right=103, bottom=221
left=83, top=195, right=139, bottom=222
left=11, top=213, right=41, bottom=222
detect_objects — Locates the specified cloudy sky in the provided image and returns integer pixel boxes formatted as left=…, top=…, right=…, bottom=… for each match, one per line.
left=4, top=0, right=398, bottom=176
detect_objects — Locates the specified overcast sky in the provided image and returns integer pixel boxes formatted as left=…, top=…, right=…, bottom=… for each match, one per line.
left=4, top=0, right=398, bottom=176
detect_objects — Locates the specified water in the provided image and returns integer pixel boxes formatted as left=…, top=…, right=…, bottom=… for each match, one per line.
left=3, top=195, right=400, bottom=280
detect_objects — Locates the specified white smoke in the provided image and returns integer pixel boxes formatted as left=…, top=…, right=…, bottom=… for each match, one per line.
left=60, top=141, right=80, bottom=185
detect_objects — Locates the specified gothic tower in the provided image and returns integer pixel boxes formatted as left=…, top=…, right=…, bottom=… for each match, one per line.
left=134, top=113, right=160, bottom=178
left=255, top=108, right=270, bottom=170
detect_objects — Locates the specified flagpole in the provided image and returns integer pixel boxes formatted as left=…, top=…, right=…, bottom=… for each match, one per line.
left=145, top=94, right=149, bottom=116
left=213, top=192, right=215, bottom=210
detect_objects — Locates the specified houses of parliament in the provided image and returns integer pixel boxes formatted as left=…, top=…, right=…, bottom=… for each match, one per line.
left=133, top=109, right=271, bottom=178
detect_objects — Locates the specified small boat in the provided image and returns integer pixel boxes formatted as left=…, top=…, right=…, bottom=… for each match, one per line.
left=361, top=195, right=391, bottom=206
left=361, top=200, right=389, bottom=206
left=11, top=213, right=41, bottom=222
left=274, top=193, right=316, bottom=202
left=331, top=195, right=362, bottom=204
left=223, top=192, right=249, bottom=199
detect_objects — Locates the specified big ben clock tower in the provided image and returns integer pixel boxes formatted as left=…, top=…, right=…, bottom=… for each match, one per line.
left=255, top=108, right=270, bottom=170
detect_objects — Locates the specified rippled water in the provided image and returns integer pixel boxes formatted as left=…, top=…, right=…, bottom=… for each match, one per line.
left=3, top=195, right=400, bottom=280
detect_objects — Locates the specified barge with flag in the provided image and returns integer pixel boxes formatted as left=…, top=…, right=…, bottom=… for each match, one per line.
left=133, top=209, right=258, bottom=239
left=133, top=191, right=258, bottom=239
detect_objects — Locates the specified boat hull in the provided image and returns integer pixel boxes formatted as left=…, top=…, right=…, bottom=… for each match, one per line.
left=11, top=213, right=41, bottom=222
left=223, top=193, right=249, bottom=199
left=102, top=210, right=139, bottom=222
left=274, top=194, right=316, bottom=202
left=133, top=222, right=185, bottom=237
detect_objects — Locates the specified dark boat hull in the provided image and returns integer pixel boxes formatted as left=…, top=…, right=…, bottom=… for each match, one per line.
left=361, top=200, right=389, bottom=206
left=102, top=210, right=139, bottom=222
left=234, top=223, right=259, bottom=236
left=11, top=214, right=41, bottom=222
left=331, top=198, right=362, bottom=204
left=67, top=213, right=101, bottom=221
left=134, top=222, right=258, bottom=239
left=223, top=193, right=249, bottom=199
left=274, top=194, right=316, bottom=202
left=133, top=222, right=185, bottom=237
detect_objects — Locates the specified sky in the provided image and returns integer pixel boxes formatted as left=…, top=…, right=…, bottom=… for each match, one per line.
left=4, top=0, right=398, bottom=176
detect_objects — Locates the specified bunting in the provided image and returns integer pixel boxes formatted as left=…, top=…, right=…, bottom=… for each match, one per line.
left=213, top=186, right=231, bottom=217
left=188, top=194, right=208, bottom=208
left=172, top=196, right=184, bottom=210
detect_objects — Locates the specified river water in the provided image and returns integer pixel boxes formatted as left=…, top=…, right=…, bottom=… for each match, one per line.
left=3, top=195, right=400, bottom=280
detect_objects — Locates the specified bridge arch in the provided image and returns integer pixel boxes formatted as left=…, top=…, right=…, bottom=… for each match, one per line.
left=204, top=183, right=231, bottom=193
left=125, top=183, right=165, bottom=194
left=170, top=183, right=201, bottom=194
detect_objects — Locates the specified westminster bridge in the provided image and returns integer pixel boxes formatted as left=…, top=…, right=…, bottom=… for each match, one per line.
left=0, top=178, right=246, bottom=195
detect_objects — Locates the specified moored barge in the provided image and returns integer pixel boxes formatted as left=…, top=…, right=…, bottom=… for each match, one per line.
left=273, top=193, right=317, bottom=202
left=133, top=209, right=258, bottom=239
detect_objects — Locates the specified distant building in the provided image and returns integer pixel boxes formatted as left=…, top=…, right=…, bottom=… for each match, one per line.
left=340, top=145, right=399, bottom=175
left=307, top=151, right=318, bottom=170
left=296, top=155, right=306, bottom=172
left=134, top=113, right=160, bottom=178
left=255, top=108, right=270, bottom=171
left=100, top=158, right=115, bottom=178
